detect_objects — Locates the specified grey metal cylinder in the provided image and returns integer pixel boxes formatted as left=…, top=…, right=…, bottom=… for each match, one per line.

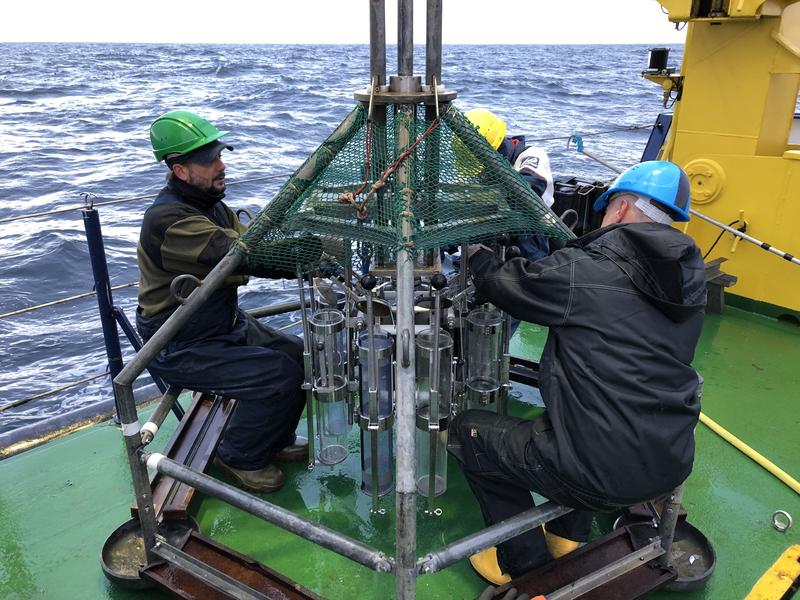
left=398, top=0, right=413, bottom=76
left=369, top=0, right=387, bottom=85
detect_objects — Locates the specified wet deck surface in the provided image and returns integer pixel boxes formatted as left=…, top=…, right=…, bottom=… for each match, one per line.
left=1, top=306, right=798, bottom=599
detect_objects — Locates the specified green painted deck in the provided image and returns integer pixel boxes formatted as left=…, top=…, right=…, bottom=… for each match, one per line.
left=1, top=305, right=798, bottom=599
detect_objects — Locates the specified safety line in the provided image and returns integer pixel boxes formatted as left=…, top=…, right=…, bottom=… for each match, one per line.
left=527, top=122, right=654, bottom=143
left=0, top=371, right=109, bottom=413
left=0, top=172, right=295, bottom=224
left=0, top=282, right=138, bottom=320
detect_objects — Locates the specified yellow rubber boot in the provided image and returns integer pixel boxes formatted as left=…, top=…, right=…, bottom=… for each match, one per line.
left=544, top=528, right=581, bottom=559
left=468, top=546, right=512, bottom=585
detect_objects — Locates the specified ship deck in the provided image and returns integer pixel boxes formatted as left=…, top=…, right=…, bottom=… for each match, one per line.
left=1, top=305, right=798, bottom=599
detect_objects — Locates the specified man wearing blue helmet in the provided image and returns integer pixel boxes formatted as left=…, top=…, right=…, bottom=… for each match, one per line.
left=448, top=161, right=706, bottom=584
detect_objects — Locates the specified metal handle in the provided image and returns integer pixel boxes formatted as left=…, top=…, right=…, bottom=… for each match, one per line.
left=560, top=208, right=580, bottom=230
left=401, top=329, right=411, bottom=367
left=236, top=208, right=255, bottom=224
left=170, top=274, right=201, bottom=304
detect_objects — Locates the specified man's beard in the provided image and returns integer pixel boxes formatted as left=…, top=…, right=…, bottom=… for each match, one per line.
left=189, top=172, right=226, bottom=195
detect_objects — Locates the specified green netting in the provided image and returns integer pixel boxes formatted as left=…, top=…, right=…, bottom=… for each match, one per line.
left=237, top=103, right=574, bottom=274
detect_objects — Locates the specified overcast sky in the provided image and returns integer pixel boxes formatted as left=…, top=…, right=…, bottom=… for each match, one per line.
left=4, top=1, right=686, bottom=45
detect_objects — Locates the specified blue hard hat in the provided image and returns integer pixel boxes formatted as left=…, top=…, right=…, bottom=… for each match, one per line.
left=593, top=161, right=691, bottom=222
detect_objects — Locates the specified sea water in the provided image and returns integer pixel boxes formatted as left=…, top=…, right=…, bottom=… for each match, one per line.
left=0, top=42, right=682, bottom=433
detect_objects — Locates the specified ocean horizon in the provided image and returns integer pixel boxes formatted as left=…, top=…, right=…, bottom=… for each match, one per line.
left=0, top=42, right=682, bottom=433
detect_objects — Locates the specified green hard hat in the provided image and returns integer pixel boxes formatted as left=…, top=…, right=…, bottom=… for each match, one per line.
left=149, top=110, right=229, bottom=162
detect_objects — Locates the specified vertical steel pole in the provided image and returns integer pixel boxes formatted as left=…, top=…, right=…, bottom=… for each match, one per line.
left=370, top=0, right=387, bottom=86
left=117, top=384, right=160, bottom=562
left=82, top=206, right=125, bottom=411
left=657, top=483, right=685, bottom=566
left=397, top=2, right=418, bottom=597
left=396, top=183, right=417, bottom=600
left=296, top=273, right=316, bottom=470
left=395, top=108, right=418, bottom=600
left=398, top=0, right=414, bottom=76
left=424, top=0, right=445, bottom=508
left=426, top=0, right=443, bottom=86
left=369, top=0, right=389, bottom=268
left=424, top=0, right=443, bottom=268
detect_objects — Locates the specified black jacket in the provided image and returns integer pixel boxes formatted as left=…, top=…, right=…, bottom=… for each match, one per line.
left=136, top=182, right=249, bottom=343
left=469, top=223, right=706, bottom=506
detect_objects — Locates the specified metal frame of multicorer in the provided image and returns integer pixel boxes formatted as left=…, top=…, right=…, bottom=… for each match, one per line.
left=111, top=2, right=685, bottom=598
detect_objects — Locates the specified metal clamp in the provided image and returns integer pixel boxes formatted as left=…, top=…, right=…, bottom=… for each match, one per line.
left=415, top=411, right=449, bottom=432
left=772, top=510, right=793, bottom=532
left=358, top=412, right=395, bottom=432
left=401, top=329, right=411, bottom=367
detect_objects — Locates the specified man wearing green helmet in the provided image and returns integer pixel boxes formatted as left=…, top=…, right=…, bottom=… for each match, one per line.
left=448, top=161, right=706, bottom=585
left=136, top=110, right=311, bottom=493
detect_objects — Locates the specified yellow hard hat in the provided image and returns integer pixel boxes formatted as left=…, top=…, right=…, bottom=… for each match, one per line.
left=465, top=108, right=507, bottom=150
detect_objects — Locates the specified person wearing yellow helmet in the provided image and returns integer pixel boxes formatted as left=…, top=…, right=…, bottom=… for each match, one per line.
left=136, top=110, right=316, bottom=493
left=465, top=108, right=555, bottom=262
left=449, top=161, right=705, bottom=584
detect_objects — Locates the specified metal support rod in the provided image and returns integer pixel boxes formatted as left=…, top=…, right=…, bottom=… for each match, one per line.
left=417, top=502, right=573, bottom=575
left=141, top=385, right=183, bottom=445
left=117, top=383, right=159, bottom=563
left=459, top=240, right=469, bottom=295
left=82, top=206, right=126, bottom=415
left=656, top=483, right=684, bottom=566
left=112, top=307, right=173, bottom=405
left=297, top=272, right=316, bottom=470
left=425, top=0, right=443, bottom=86
left=259, top=106, right=363, bottom=230
left=395, top=108, right=418, bottom=599
left=427, top=289, right=442, bottom=507
left=152, top=539, right=271, bottom=600
left=546, top=540, right=665, bottom=600
left=145, top=453, right=395, bottom=573
left=247, top=299, right=309, bottom=319
left=366, top=290, right=381, bottom=511
left=369, top=0, right=386, bottom=86
left=344, top=243, right=357, bottom=425
left=398, top=0, right=413, bottom=76
left=499, top=300, right=512, bottom=417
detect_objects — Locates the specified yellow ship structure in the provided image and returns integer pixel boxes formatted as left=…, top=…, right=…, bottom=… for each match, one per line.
left=648, top=0, right=800, bottom=316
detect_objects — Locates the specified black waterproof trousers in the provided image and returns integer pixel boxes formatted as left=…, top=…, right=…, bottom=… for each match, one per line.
left=141, top=310, right=305, bottom=471
left=448, top=410, right=596, bottom=577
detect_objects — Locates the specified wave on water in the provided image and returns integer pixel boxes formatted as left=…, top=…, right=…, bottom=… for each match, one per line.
left=0, top=42, right=682, bottom=434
